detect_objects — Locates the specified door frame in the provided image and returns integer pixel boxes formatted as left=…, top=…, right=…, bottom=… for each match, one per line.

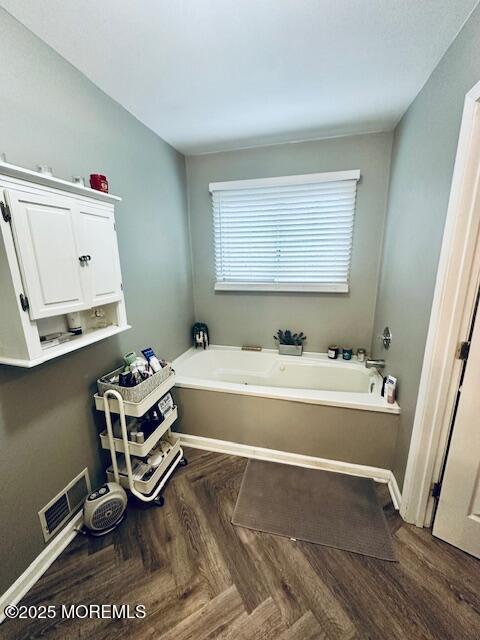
left=401, top=78, right=480, bottom=527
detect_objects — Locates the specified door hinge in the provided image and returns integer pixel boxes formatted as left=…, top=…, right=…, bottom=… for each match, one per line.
left=0, top=200, right=11, bottom=223
left=19, top=293, right=29, bottom=312
left=431, top=481, right=442, bottom=499
left=120, top=282, right=123, bottom=291
left=457, top=341, right=470, bottom=361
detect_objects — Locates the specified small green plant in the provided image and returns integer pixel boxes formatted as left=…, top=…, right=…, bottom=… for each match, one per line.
left=274, top=329, right=307, bottom=346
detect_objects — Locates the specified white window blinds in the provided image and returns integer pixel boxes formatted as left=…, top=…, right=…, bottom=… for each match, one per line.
left=210, top=170, right=360, bottom=292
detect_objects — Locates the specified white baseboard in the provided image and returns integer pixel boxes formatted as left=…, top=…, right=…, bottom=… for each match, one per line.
left=178, top=433, right=401, bottom=507
left=387, top=473, right=402, bottom=510
left=0, top=512, right=82, bottom=624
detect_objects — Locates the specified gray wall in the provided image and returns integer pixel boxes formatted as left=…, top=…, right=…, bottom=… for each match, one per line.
left=0, top=9, right=194, bottom=592
left=372, top=4, right=480, bottom=489
left=186, top=133, right=393, bottom=353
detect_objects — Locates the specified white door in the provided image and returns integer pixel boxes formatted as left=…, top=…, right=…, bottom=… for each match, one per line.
left=433, top=301, right=480, bottom=558
left=77, top=204, right=123, bottom=306
left=6, top=189, right=89, bottom=320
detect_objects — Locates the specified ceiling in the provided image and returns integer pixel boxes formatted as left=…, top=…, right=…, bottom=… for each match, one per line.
left=1, top=0, right=478, bottom=154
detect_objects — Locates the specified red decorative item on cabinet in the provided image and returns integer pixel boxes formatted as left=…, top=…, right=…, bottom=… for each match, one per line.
left=89, top=174, right=109, bottom=193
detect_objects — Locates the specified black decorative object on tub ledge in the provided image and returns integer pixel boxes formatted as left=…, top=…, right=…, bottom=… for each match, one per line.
left=274, top=329, right=307, bottom=356
left=192, top=322, right=209, bottom=349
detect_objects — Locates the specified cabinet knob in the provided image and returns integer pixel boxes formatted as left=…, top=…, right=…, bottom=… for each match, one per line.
left=79, top=255, right=89, bottom=263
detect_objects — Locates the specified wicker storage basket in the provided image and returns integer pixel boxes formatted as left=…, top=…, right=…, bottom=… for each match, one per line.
left=97, top=364, right=172, bottom=403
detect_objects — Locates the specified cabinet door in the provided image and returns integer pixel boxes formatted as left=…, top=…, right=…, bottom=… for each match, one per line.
left=77, top=204, right=123, bottom=305
left=6, top=189, right=89, bottom=320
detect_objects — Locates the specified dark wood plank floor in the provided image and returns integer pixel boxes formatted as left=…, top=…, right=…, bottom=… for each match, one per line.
left=3, top=448, right=480, bottom=640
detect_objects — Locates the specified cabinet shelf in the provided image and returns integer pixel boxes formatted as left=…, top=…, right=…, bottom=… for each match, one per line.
left=0, top=160, right=121, bottom=203
left=0, top=324, right=130, bottom=368
left=100, top=407, right=178, bottom=457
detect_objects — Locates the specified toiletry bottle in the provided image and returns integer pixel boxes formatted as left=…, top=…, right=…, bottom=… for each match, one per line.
left=67, top=312, right=83, bottom=335
left=386, top=375, right=397, bottom=404
left=342, top=347, right=353, bottom=360
left=328, top=345, right=339, bottom=359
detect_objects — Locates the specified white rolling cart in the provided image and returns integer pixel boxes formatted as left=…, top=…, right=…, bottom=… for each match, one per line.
left=94, top=370, right=187, bottom=507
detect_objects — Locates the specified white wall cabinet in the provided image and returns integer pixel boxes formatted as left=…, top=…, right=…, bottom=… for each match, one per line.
left=0, top=162, right=130, bottom=367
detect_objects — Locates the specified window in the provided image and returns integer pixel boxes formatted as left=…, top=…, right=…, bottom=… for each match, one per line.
left=210, top=170, right=360, bottom=292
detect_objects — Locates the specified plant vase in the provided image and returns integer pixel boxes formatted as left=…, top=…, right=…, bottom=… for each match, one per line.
left=278, top=344, right=303, bottom=357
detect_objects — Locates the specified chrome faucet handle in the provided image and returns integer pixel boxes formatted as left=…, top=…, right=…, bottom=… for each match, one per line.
left=377, top=326, right=392, bottom=349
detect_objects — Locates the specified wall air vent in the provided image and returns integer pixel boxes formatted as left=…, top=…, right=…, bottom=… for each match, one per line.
left=38, top=468, right=91, bottom=542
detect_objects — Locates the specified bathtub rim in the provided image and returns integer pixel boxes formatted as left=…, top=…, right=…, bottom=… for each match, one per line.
left=173, top=346, right=401, bottom=415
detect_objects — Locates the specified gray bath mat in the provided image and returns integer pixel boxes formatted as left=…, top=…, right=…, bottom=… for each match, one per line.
left=232, top=460, right=397, bottom=561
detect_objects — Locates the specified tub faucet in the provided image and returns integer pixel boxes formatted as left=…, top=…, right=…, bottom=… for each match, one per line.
left=366, top=358, right=385, bottom=370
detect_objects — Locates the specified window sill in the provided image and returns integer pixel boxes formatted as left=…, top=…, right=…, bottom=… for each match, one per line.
left=214, top=282, right=349, bottom=293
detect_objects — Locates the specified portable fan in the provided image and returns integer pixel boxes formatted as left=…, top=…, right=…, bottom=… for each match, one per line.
left=83, top=482, right=127, bottom=536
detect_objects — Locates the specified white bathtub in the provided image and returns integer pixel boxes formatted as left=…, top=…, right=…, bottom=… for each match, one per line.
left=174, top=346, right=400, bottom=414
